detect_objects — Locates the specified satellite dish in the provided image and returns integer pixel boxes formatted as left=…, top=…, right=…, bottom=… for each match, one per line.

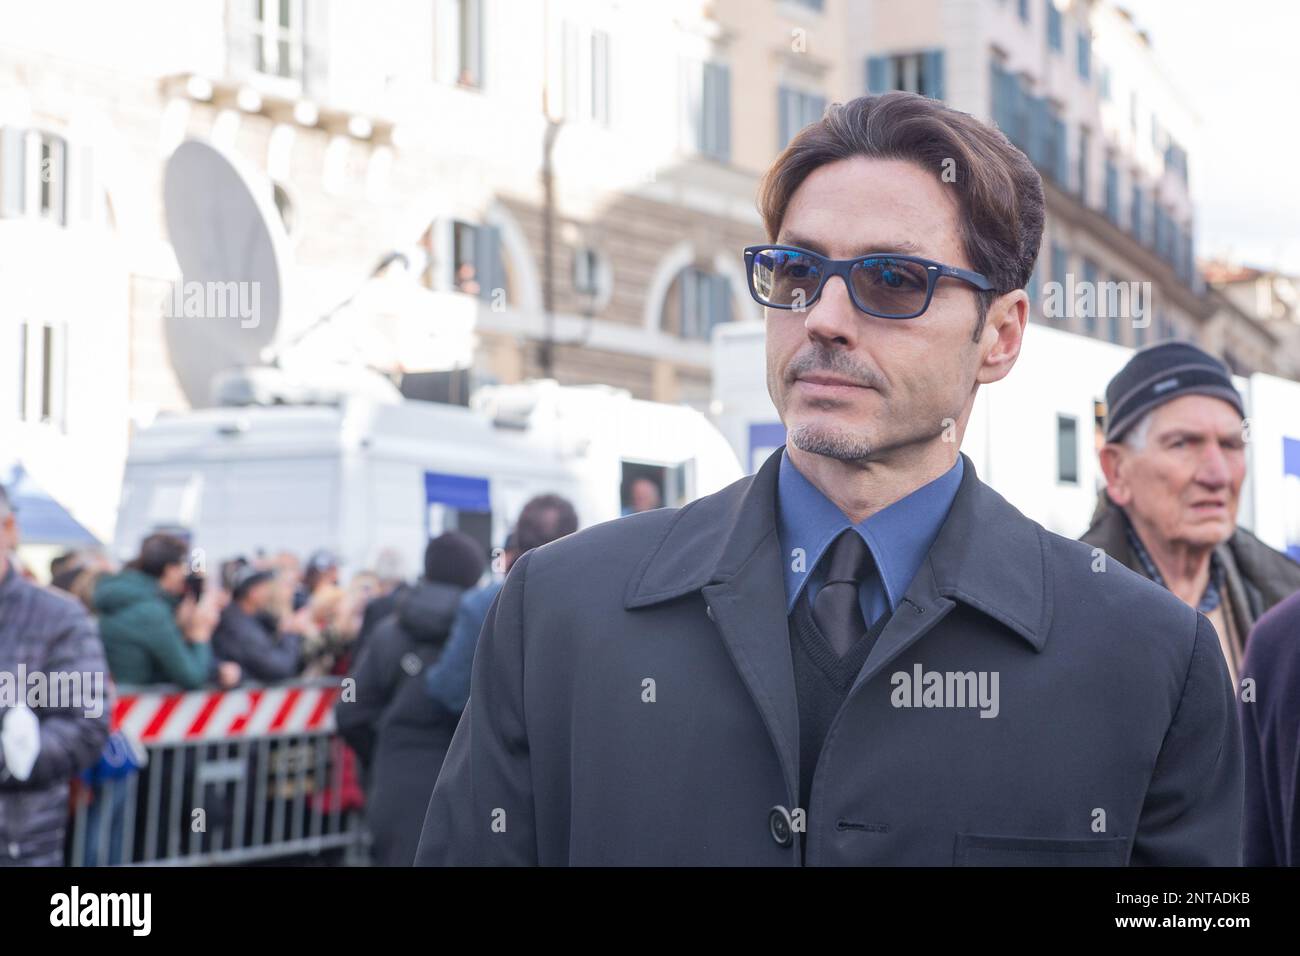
left=162, top=139, right=291, bottom=407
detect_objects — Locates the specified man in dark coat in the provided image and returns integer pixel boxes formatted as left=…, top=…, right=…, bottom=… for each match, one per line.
left=1240, top=592, right=1300, bottom=865
left=0, top=482, right=110, bottom=865
left=416, top=92, right=1241, bottom=867
left=336, top=531, right=485, bottom=866
left=1081, top=342, right=1300, bottom=688
left=212, top=564, right=302, bottom=683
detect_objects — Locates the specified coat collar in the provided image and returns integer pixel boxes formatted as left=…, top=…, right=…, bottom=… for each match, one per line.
left=625, top=446, right=1052, bottom=651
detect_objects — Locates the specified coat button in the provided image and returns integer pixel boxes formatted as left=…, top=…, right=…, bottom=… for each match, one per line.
left=768, top=805, right=794, bottom=847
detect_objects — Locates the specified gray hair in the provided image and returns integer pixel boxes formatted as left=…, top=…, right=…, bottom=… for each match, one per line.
left=1122, top=410, right=1155, bottom=452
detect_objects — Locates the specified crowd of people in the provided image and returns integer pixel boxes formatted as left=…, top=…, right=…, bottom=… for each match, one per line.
left=0, top=483, right=580, bottom=866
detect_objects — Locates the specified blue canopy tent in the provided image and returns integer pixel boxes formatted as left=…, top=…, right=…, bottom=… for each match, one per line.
left=1, top=460, right=102, bottom=547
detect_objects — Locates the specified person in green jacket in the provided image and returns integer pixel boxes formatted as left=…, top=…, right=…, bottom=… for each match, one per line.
left=94, top=533, right=235, bottom=689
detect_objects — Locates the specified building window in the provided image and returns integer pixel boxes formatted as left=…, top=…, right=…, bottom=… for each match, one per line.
left=452, top=220, right=506, bottom=302
left=1050, top=242, right=1068, bottom=322
left=682, top=59, right=731, bottom=161
left=777, top=86, right=827, bottom=148
left=867, top=50, right=945, bottom=100
left=1077, top=30, right=1091, bottom=80
left=1057, top=414, right=1079, bottom=484
left=438, top=0, right=484, bottom=88
left=1165, top=140, right=1188, bottom=183
left=667, top=267, right=732, bottom=341
left=1018, top=0, right=1030, bottom=23
left=1099, top=65, right=1110, bottom=100
left=1104, top=159, right=1119, bottom=223
left=1130, top=183, right=1144, bottom=242
left=783, top=0, right=825, bottom=9
left=1046, top=1, right=1063, bottom=51
left=562, top=22, right=611, bottom=125
left=0, top=128, right=68, bottom=225
left=252, top=0, right=304, bottom=81
left=1077, top=126, right=1089, bottom=204
left=419, top=218, right=509, bottom=304
left=15, top=321, right=66, bottom=430
left=572, top=245, right=611, bottom=309
left=1082, top=258, right=1098, bottom=336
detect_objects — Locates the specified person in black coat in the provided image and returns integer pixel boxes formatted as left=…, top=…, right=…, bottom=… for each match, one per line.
left=416, top=93, right=1242, bottom=867
left=212, top=565, right=302, bottom=683
left=1240, top=591, right=1300, bottom=866
left=336, top=532, right=485, bottom=866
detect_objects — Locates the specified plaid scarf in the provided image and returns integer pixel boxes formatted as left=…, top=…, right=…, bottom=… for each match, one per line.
left=1123, top=516, right=1223, bottom=614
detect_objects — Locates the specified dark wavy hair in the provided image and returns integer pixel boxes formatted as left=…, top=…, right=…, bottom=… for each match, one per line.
left=757, top=91, right=1046, bottom=339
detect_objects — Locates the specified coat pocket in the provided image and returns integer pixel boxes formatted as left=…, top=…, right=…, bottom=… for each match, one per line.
left=953, top=832, right=1129, bottom=867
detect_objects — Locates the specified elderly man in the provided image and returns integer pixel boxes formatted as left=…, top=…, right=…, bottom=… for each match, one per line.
left=1082, top=342, right=1300, bottom=687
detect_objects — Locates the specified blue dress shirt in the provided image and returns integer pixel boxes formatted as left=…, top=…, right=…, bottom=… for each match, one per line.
left=776, top=448, right=964, bottom=627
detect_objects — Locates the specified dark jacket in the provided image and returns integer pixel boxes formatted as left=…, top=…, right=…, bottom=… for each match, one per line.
left=0, top=563, right=111, bottom=865
left=94, top=569, right=211, bottom=689
left=336, top=579, right=463, bottom=866
left=416, top=449, right=1242, bottom=866
left=1081, top=492, right=1300, bottom=641
left=212, top=603, right=301, bottom=683
left=1239, top=592, right=1300, bottom=866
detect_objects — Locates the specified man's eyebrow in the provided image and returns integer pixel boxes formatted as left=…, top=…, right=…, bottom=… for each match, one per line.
left=777, top=233, right=925, bottom=257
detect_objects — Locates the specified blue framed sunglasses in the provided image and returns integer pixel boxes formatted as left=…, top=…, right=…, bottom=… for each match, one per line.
left=743, top=244, right=996, bottom=319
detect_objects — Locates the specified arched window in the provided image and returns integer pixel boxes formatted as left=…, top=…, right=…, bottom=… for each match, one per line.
left=661, top=264, right=733, bottom=340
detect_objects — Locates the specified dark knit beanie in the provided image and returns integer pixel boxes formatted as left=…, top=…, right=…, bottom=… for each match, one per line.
left=423, top=531, right=487, bottom=589
left=1104, top=342, right=1244, bottom=443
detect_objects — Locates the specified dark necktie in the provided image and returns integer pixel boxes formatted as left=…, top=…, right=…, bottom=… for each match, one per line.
left=811, top=529, right=873, bottom=658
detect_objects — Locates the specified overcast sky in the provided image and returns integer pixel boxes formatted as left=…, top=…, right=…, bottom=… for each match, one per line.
left=1120, top=0, right=1300, bottom=274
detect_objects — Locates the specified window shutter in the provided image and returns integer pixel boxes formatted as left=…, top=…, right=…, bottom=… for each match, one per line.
left=592, top=30, right=610, bottom=125
left=225, top=0, right=259, bottom=78
left=562, top=20, right=580, bottom=119
left=714, top=63, right=731, bottom=160
left=709, top=273, right=731, bottom=337
left=302, top=0, right=329, bottom=97
left=435, top=0, right=459, bottom=85
left=1, top=127, right=26, bottom=218
left=475, top=223, right=504, bottom=304
left=866, top=56, right=889, bottom=93
left=923, top=49, right=945, bottom=100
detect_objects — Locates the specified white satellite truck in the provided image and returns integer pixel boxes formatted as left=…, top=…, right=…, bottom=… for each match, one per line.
left=113, top=380, right=743, bottom=575
left=111, top=139, right=742, bottom=574
left=711, top=320, right=1300, bottom=560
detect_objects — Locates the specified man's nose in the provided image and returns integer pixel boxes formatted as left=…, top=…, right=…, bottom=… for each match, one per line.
left=1196, top=443, right=1231, bottom=488
left=803, top=275, right=860, bottom=344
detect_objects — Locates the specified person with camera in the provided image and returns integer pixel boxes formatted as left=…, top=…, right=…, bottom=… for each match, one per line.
left=94, top=533, right=240, bottom=690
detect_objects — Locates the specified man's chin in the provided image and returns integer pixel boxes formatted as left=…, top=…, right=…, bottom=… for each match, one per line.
left=786, top=421, right=876, bottom=461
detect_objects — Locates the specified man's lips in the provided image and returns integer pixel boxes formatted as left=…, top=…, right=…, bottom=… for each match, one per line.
left=794, top=374, right=870, bottom=390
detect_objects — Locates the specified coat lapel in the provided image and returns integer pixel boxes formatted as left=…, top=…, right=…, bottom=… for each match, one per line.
left=625, top=448, right=800, bottom=803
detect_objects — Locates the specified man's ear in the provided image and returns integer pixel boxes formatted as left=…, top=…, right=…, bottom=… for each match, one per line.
left=1098, top=443, right=1132, bottom=507
left=975, top=289, right=1027, bottom=386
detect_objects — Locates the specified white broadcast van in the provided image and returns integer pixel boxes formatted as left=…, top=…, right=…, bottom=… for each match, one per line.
left=112, top=380, right=744, bottom=576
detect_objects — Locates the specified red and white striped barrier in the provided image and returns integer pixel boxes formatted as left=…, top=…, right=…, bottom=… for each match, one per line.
left=111, top=683, right=341, bottom=745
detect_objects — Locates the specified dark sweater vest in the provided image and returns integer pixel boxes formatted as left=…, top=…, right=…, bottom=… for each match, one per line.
left=789, top=587, right=890, bottom=850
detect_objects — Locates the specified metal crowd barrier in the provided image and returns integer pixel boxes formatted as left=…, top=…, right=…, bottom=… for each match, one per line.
left=68, top=678, right=367, bottom=867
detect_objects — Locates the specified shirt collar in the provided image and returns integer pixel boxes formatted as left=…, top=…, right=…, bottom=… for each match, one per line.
left=776, top=448, right=964, bottom=614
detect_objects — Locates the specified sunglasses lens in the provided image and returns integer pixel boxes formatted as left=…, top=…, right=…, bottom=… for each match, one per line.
left=851, top=257, right=931, bottom=317
left=750, top=248, right=822, bottom=309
